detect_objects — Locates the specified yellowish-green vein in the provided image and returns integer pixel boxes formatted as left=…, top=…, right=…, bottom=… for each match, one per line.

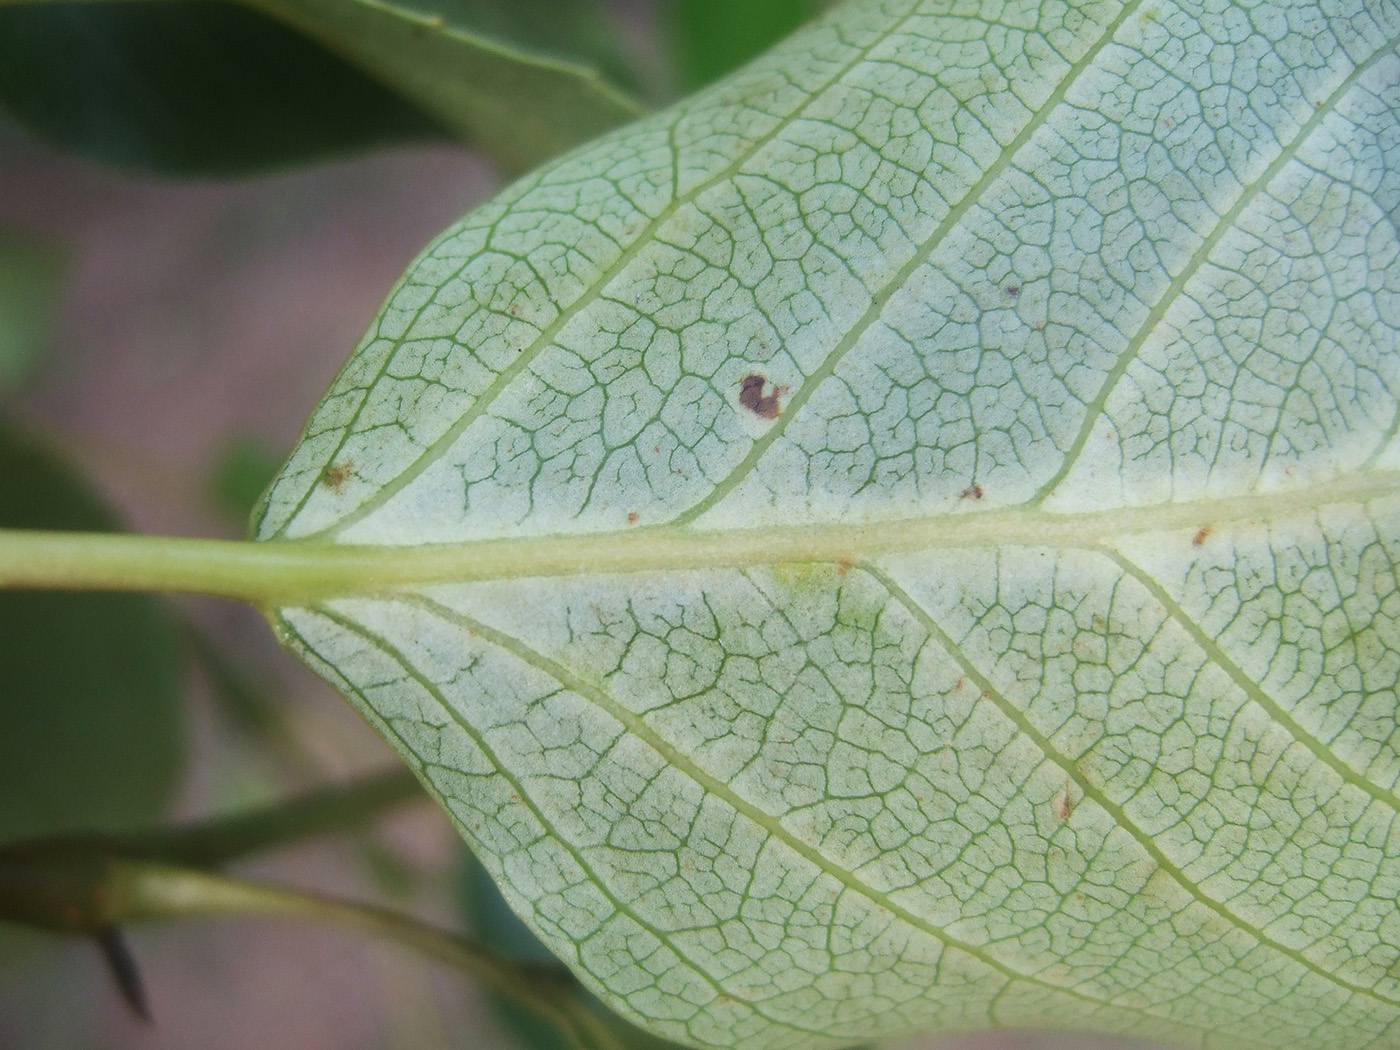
left=1104, top=546, right=1400, bottom=810
left=295, top=0, right=929, bottom=543
left=395, top=590, right=1214, bottom=1022
left=302, top=603, right=844, bottom=1042
left=1032, top=32, right=1400, bottom=505
left=675, top=0, right=1149, bottom=525
left=0, top=472, right=1395, bottom=604
left=868, top=562, right=1400, bottom=1009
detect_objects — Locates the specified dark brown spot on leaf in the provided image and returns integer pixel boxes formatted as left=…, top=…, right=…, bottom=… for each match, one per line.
left=1192, top=526, right=1211, bottom=547
left=1056, top=782, right=1074, bottom=822
left=321, top=461, right=354, bottom=492
left=959, top=485, right=983, bottom=500
left=738, top=373, right=788, bottom=420
left=627, top=511, right=639, bottom=525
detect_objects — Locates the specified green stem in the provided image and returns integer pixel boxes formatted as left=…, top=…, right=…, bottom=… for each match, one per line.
left=0, top=529, right=350, bottom=605
left=0, top=846, right=620, bottom=1050
left=122, top=768, right=424, bottom=867
left=4, top=475, right=1394, bottom=606
left=118, top=866, right=611, bottom=1050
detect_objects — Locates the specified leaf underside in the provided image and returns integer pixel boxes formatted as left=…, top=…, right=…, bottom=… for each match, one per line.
left=256, top=1, right=1400, bottom=1047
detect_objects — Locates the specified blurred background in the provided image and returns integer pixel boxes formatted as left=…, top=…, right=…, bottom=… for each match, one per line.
left=0, top=2, right=1174, bottom=1049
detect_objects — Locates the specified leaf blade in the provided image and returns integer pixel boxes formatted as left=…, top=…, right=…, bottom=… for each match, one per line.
left=258, top=0, right=1400, bottom=1047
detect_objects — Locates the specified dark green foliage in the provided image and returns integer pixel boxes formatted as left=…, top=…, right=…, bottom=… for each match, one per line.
left=0, top=2, right=444, bottom=175
left=0, top=424, right=185, bottom=843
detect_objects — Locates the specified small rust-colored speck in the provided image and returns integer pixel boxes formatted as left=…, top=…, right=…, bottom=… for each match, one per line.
left=959, top=484, right=984, bottom=500
left=1056, top=783, right=1074, bottom=822
left=320, top=461, right=354, bottom=492
left=508, top=303, right=519, bottom=316
left=627, top=511, right=639, bottom=525
left=738, top=373, right=788, bottom=420
left=1192, top=526, right=1211, bottom=547
left=837, top=558, right=852, bottom=576
left=1005, top=285, right=1020, bottom=299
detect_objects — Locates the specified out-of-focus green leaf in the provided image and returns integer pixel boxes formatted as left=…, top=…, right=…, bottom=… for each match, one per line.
left=209, top=437, right=283, bottom=528
left=0, top=233, right=63, bottom=393
left=435, top=0, right=644, bottom=102
left=0, top=422, right=184, bottom=844
left=669, top=0, right=825, bottom=90
left=0, top=1, right=446, bottom=175
left=242, top=0, right=647, bottom=172
left=0, top=0, right=644, bottom=174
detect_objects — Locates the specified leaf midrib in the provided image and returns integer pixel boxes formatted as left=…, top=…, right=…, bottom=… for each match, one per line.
left=267, top=470, right=1400, bottom=595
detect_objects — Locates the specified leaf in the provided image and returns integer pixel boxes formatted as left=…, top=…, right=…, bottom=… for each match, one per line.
left=255, top=1, right=1400, bottom=1048
left=437, top=0, right=646, bottom=101
left=669, top=0, right=828, bottom=91
left=0, top=1, right=444, bottom=175
left=459, top=848, right=699, bottom=1050
left=0, top=231, right=63, bottom=393
left=208, top=436, right=284, bottom=528
left=0, top=422, right=185, bottom=844
left=0, top=0, right=643, bottom=175
left=245, top=0, right=647, bottom=172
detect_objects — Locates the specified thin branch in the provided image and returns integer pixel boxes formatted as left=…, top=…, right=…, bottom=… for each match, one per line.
left=0, top=845, right=622, bottom=1050
left=121, top=767, right=425, bottom=868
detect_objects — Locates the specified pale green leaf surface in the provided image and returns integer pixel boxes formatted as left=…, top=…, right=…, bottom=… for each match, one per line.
left=256, top=0, right=1400, bottom=1047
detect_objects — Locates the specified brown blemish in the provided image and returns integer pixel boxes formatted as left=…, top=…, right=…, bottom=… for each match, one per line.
left=1192, top=526, right=1211, bottom=547
left=320, top=461, right=354, bottom=492
left=1005, top=285, right=1020, bottom=299
left=627, top=511, right=639, bottom=525
left=836, top=558, right=852, bottom=576
left=959, top=484, right=984, bottom=500
left=1055, top=781, right=1074, bottom=822
left=738, top=373, right=789, bottom=420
